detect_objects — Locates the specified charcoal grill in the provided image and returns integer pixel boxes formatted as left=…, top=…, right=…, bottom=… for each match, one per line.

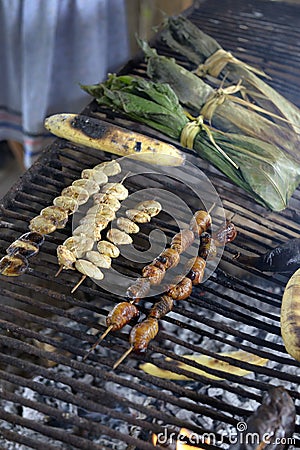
left=1, top=0, right=300, bottom=448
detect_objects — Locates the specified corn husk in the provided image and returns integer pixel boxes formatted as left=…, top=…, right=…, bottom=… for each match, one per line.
left=140, top=41, right=300, bottom=162
left=160, top=15, right=300, bottom=134
left=82, top=74, right=300, bottom=211
left=140, top=350, right=268, bottom=381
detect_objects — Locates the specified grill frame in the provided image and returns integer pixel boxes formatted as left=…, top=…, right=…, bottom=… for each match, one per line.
left=1, top=0, right=300, bottom=448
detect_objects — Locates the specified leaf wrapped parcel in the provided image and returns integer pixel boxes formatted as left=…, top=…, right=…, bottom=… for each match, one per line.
left=140, top=41, right=299, bottom=162
left=82, top=74, right=300, bottom=211
left=160, top=15, right=300, bottom=135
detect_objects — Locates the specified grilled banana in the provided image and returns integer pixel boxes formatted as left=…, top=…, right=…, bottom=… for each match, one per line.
left=281, top=268, right=300, bottom=361
left=44, top=113, right=184, bottom=166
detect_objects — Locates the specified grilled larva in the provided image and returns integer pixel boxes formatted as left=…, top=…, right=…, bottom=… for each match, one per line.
left=128, top=318, right=159, bottom=353
left=153, top=248, right=180, bottom=271
left=0, top=254, right=28, bottom=276
left=148, top=295, right=174, bottom=320
left=112, top=214, right=230, bottom=368
left=75, top=259, right=104, bottom=280
left=81, top=168, right=108, bottom=185
left=281, top=268, right=300, bottom=362
left=188, top=256, right=206, bottom=285
left=142, top=265, right=165, bottom=285
left=168, top=277, right=193, bottom=300
left=40, top=206, right=69, bottom=229
left=63, top=234, right=94, bottom=258
left=170, top=229, right=195, bottom=254
left=0, top=232, right=44, bottom=277
left=200, top=232, right=217, bottom=260
left=1, top=158, right=123, bottom=279
left=126, top=277, right=151, bottom=300
left=97, top=240, right=120, bottom=258
left=101, top=183, right=128, bottom=201
left=72, top=178, right=100, bottom=195
left=29, top=216, right=57, bottom=234
left=19, top=231, right=45, bottom=247
left=189, top=210, right=211, bottom=236
left=107, top=302, right=140, bottom=330
left=72, top=259, right=104, bottom=293
left=79, top=215, right=109, bottom=230
left=136, top=200, right=162, bottom=217
left=84, top=209, right=212, bottom=360
left=87, top=204, right=116, bottom=221
left=73, top=224, right=102, bottom=241
left=83, top=301, right=140, bottom=360
left=116, top=217, right=139, bottom=234
left=93, top=193, right=121, bottom=211
left=53, top=196, right=79, bottom=214
left=61, top=185, right=90, bottom=205
left=6, top=240, right=40, bottom=258
left=112, top=318, right=160, bottom=368
left=85, top=251, right=111, bottom=269
left=107, top=229, right=133, bottom=245
left=113, top=262, right=205, bottom=369
left=213, top=220, right=237, bottom=246
left=94, top=160, right=121, bottom=176
left=56, top=245, right=77, bottom=270
left=126, top=209, right=151, bottom=223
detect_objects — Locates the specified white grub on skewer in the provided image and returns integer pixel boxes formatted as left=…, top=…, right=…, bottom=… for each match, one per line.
left=107, top=229, right=133, bottom=245
left=125, top=209, right=151, bottom=223
left=116, top=217, right=139, bottom=234
left=93, top=193, right=121, bottom=211
left=79, top=215, right=109, bottom=231
left=86, top=204, right=116, bottom=221
left=56, top=245, right=77, bottom=276
left=72, top=179, right=100, bottom=195
left=29, top=216, right=57, bottom=234
left=94, top=160, right=121, bottom=176
left=53, top=196, right=79, bottom=214
left=6, top=240, right=39, bottom=258
left=85, top=251, right=112, bottom=269
left=40, top=205, right=69, bottom=228
left=72, top=259, right=104, bottom=293
left=63, top=234, right=94, bottom=258
left=72, top=224, right=102, bottom=241
left=101, top=183, right=128, bottom=201
left=61, top=186, right=89, bottom=205
left=136, top=200, right=162, bottom=217
left=97, top=240, right=120, bottom=258
left=81, top=168, right=108, bottom=185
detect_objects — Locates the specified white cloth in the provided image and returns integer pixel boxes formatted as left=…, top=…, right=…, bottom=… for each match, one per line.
left=0, top=0, right=129, bottom=168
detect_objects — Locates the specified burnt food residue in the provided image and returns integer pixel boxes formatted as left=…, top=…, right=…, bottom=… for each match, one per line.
left=71, top=116, right=107, bottom=139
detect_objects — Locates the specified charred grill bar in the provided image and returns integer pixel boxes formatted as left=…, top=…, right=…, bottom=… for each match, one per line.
left=0, top=0, right=300, bottom=448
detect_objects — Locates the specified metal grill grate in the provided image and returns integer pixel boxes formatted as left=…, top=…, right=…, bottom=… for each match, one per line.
left=1, top=0, right=300, bottom=448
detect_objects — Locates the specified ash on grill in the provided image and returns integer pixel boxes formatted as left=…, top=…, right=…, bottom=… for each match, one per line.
left=0, top=276, right=299, bottom=450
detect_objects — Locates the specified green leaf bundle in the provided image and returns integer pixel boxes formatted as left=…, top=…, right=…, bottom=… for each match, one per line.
left=82, top=74, right=300, bottom=212
left=160, top=16, right=300, bottom=136
left=140, top=41, right=299, bottom=162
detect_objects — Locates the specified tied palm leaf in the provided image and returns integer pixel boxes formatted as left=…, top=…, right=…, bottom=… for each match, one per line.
left=82, top=74, right=300, bottom=211
left=160, top=15, right=300, bottom=135
left=140, top=41, right=300, bottom=163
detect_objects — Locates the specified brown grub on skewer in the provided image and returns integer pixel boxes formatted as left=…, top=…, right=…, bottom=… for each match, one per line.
left=113, top=214, right=238, bottom=369
left=83, top=301, right=140, bottom=361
